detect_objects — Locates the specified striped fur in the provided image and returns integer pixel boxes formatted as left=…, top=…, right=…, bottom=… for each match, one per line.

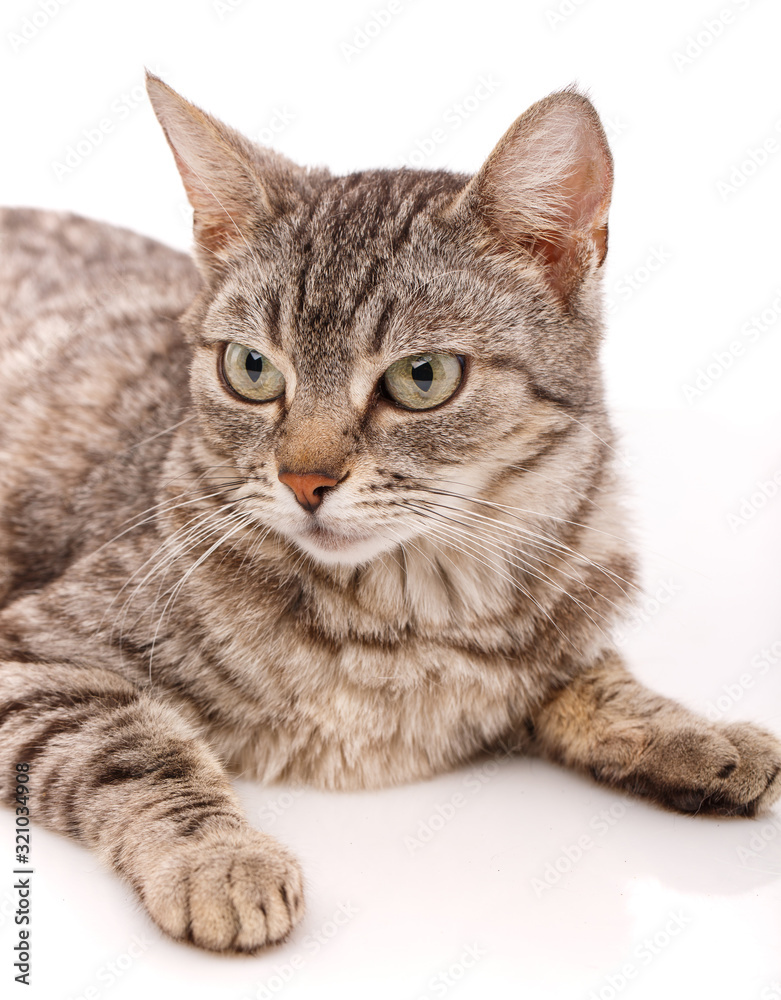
left=0, top=80, right=778, bottom=952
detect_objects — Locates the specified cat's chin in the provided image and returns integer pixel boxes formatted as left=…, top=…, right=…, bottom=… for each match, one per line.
left=289, top=523, right=395, bottom=568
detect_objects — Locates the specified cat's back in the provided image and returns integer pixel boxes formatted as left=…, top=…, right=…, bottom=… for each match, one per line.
left=0, top=208, right=200, bottom=604
left=0, top=207, right=197, bottom=332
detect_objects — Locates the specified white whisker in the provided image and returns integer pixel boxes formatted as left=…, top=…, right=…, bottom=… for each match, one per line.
left=400, top=500, right=613, bottom=644
left=147, top=511, right=256, bottom=675
left=398, top=504, right=579, bottom=652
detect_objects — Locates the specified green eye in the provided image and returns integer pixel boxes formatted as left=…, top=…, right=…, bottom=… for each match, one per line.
left=222, top=342, right=285, bottom=402
left=382, top=353, right=464, bottom=410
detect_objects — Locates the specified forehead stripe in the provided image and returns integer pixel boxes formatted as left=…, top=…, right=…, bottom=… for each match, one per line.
left=371, top=300, right=394, bottom=353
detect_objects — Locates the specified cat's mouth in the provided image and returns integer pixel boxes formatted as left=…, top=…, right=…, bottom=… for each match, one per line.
left=301, top=520, right=373, bottom=550
left=291, top=518, right=391, bottom=566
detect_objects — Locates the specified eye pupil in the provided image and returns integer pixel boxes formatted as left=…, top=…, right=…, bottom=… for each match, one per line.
left=411, top=359, right=433, bottom=393
left=381, top=352, right=462, bottom=410
left=246, top=350, right=264, bottom=383
left=222, top=342, right=285, bottom=402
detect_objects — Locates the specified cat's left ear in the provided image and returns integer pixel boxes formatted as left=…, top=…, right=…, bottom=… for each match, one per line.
left=145, top=72, right=299, bottom=276
left=457, top=87, right=613, bottom=305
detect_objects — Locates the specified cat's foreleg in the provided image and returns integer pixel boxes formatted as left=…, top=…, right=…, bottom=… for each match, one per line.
left=529, top=652, right=781, bottom=816
left=0, top=659, right=303, bottom=951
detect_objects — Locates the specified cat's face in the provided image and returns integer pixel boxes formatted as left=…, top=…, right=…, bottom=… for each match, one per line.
left=148, top=75, right=613, bottom=567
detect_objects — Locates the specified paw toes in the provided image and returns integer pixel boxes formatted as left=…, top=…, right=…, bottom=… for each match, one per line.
left=140, top=830, right=305, bottom=952
left=656, top=723, right=781, bottom=817
left=618, top=718, right=781, bottom=817
left=717, top=759, right=737, bottom=780
left=716, top=723, right=781, bottom=814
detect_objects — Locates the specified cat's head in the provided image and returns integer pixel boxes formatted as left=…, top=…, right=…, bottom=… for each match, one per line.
left=147, top=73, right=613, bottom=569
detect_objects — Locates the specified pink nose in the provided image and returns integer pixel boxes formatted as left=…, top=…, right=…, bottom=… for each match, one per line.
left=278, top=471, right=340, bottom=512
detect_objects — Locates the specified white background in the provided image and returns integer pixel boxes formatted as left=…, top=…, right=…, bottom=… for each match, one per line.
left=1, top=0, right=781, bottom=998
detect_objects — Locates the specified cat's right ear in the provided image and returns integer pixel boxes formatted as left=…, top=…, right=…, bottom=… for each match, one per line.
left=145, top=72, right=297, bottom=276
left=456, top=87, right=613, bottom=307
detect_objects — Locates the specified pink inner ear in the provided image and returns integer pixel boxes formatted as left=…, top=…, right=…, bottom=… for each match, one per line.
left=172, top=147, right=246, bottom=258
left=533, top=135, right=611, bottom=292
left=474, top=95, right=613, bottom=303
left=147, top=74, right=267, bottom=271
left=561, top=124, right=611, bottom=252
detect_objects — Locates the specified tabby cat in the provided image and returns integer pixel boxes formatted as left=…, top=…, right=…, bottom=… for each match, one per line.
left=0, top=73, right=778, bottom=953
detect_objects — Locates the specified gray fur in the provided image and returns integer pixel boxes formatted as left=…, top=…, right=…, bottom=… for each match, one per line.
left=0, top=78, right=778, bottom=952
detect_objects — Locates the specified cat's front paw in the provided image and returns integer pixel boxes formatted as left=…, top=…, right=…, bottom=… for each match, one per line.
left=634, top=719, right=781, bottom=817
left=138, top=826, right=304, bottom=952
